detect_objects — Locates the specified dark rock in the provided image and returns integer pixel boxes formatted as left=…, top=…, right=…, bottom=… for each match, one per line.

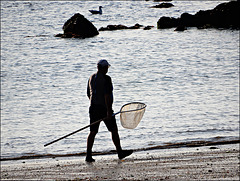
left=174, top=25, right=186, bottom=31
left=55, top=13, right=99, bottom=38
left=157, top=1, right=240, bottom=30
left=99, top=24, right=127, bottom=31
left=99, top=24, right=144, bottom=31
left=128, top=23, right=143, bottom=29
left=143, top=26, right=154, bottom=30
left=209, top=146, right=219, bottom=149
left=157, top=16, right=179, bottom=29
left=55, top=33, right=63, bottom=37
left=180, top=13, right=198, bottom=27
left=208, top=1, right=240, bottom=29
left=151, top=3, right=174, bottom=8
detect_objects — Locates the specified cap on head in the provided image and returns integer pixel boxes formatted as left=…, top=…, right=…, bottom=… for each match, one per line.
left=97, top=59, right=111, bottom=67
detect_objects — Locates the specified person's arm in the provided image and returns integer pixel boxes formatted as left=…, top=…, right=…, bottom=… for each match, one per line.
left=104, top=76, right=113, bottom=120
left=105, top=94, right=113, bottom=120
left=87, top=79, right=90, bottom=99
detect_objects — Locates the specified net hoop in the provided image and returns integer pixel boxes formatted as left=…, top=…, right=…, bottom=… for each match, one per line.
left=119, top=102, right=146, bottom=129
left=120, top=102, right=147, bottom=113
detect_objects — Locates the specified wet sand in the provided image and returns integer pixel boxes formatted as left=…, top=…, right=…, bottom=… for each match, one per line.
left=1, top=144, right=239, bottom=180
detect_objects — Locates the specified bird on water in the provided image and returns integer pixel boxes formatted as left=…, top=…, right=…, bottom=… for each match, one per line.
left=89, top=6, right=103, bottom=15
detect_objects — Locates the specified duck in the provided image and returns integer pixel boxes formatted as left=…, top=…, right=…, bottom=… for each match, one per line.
left=89, top=6, right=103, bottom=15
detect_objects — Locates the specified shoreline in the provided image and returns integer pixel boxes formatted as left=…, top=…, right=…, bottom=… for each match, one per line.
left=1, top=139, right=239, bottom=162
left=1, top=143, right=239, bottom=180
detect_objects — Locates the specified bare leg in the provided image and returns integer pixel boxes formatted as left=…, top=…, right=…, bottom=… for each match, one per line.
left=111, top=129, right=133, bottom=159
left=111, top=130, right=122, bottom=152
left=86, top=131, right=97, bottom=162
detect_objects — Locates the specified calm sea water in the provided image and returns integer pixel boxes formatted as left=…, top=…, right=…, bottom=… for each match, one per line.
left=1, top=1, right=239, bottom=159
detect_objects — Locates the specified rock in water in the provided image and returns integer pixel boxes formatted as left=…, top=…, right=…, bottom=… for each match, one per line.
left=56, top=13, right=99, bottom=38
left=150, top=3, right=174, bottom=8
left=157, top=1, right=240, bottom=30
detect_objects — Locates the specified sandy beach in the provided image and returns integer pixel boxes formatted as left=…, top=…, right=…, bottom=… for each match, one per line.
left=1, top=144, right=239, bottom=180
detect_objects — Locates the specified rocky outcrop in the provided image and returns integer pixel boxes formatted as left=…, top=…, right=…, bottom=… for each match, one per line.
left=157, top=17, right=179, bottom=29
left=99, top=24, right=143, bottom=31
left=157, top=1, right=240, bottom=30
left=55, top=13, right=99, bottom=38
left=99, top=24, right=154, bottom=31
left=150, top=3, right=174, bottom=8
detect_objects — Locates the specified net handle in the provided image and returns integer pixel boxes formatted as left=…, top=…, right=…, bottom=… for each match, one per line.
left=44, top=102, right=146, bottom=147
left=113, top=102, right=147, bottom=116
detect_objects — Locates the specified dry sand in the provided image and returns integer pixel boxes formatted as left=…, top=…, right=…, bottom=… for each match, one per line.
left=1, top=144, right=239, bottom=180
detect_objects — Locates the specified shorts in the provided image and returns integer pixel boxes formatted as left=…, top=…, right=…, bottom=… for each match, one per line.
left=89, top=104, right=118, bottom=132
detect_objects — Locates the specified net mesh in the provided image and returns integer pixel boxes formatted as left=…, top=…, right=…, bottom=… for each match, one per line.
left=120, top=102, right=146, bottom=129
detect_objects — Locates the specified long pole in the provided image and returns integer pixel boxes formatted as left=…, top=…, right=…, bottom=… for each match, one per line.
left=43, top=103, right=146, bottom=147
left=44, top=119, right=103, bottom=147
left=44, top=111, right=121, bottom=147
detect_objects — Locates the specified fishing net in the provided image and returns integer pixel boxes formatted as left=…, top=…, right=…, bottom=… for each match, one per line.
left=119, top=102, right=146, bottom=129
left=44, top=102, right=147, bottom=147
